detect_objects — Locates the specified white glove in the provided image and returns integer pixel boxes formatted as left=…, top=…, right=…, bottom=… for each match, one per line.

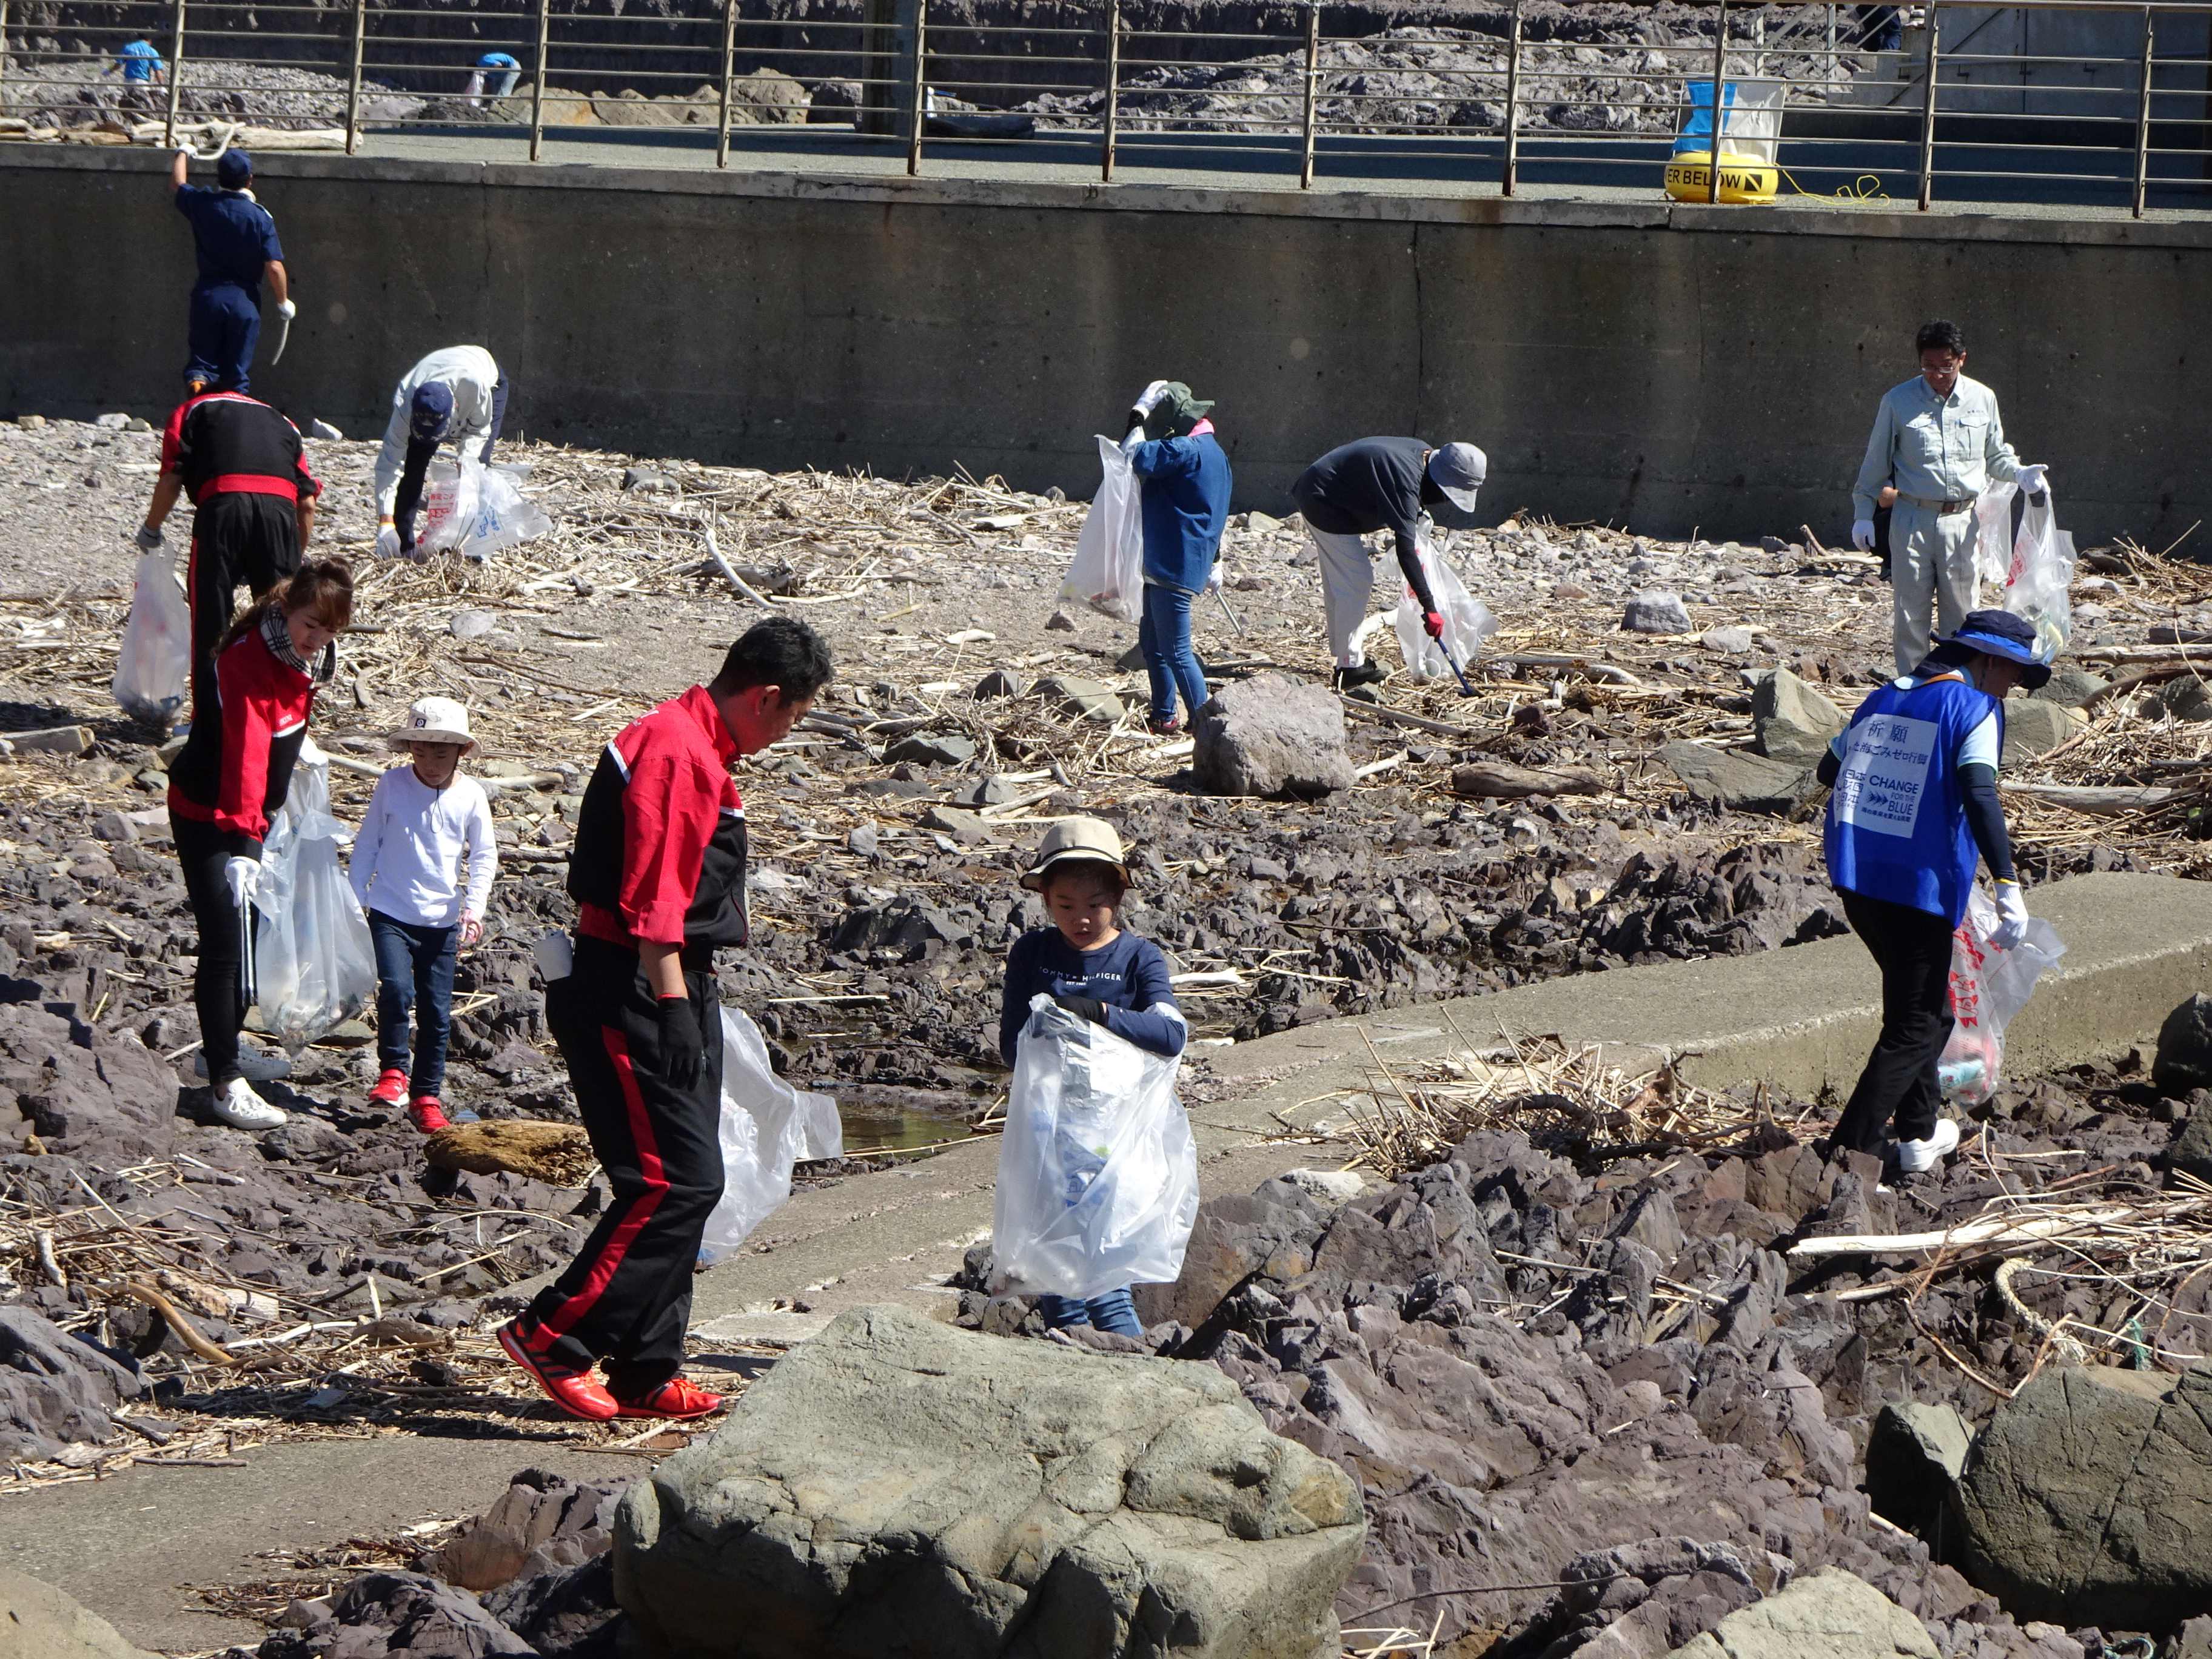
left=133, top=523, right=163, bottom=553
left=1851, top=518, right=1877, bottom=551
left=276, top=298, right=297, bottom=320
left=375, top=521, right=403, bottom=560
left=1207, top=560, right=1224, bottom=594
left=176, top=146, right=193, bottom=163
left=1991, top=880, right=2030, bottom=950
left=224, top=856, right=261, bottom=911
left=2017, top=463, right=2048, bottom=497
left=1132, top=379, right=1172, bottom=415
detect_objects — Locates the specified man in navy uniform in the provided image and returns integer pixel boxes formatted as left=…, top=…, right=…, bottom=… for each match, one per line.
left=170, top=147, right=294, bottom=395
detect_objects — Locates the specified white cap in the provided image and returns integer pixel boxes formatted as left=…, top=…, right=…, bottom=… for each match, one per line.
left=390, top=695, right=475, bottom=751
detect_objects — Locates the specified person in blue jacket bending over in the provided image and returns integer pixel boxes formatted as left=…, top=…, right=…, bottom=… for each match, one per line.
left=1120, top=379, right=1231, bottom=736
left=1819, top=609, right=2048, bottom=1177
left=170, top=147, right=292, bottom=396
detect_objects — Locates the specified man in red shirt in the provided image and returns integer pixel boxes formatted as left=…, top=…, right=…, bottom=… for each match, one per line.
left=136, top=390, right=321, bottom=735
left=500, top=617, right=833, bottom=1421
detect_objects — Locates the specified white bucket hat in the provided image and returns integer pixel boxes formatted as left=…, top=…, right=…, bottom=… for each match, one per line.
left=390, top=695, right=477, bottom=751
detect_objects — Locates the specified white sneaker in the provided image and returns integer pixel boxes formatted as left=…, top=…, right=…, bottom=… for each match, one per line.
left=193, top=1045, right=292, bottom=1084
left=212, top=1078, right=288, bottom=1130
left=1894, top=1117, right=1960, bottom=1174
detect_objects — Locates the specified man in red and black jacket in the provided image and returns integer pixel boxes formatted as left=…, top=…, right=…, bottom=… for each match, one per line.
left=500, top=617, right=833, bottom=1423
left=135, top=389, right=321, bottom=733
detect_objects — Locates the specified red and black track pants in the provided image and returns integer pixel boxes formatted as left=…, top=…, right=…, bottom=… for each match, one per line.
left=515, top=937, right=723, bottom=1398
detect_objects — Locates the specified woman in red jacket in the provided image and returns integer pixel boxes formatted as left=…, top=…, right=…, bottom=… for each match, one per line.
left=167, top=558, right=352, bottom=1129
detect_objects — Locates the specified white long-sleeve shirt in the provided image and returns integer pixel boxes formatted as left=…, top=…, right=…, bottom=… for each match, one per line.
left=349, top=763, right=498, bottom=928
left=372, top=346, right=502, bottom=516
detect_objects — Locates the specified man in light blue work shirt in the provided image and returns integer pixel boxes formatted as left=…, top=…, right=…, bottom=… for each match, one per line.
left=1851, top=318, right=2049, bottom=676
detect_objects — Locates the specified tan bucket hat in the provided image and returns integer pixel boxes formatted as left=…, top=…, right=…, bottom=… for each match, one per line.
left=389, top=695, right=477, bottom=752
left=1020, top=817, right=1131, bottom=891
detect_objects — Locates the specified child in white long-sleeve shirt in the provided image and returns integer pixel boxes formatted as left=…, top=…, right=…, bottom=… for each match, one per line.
left=350, top=696, right=497, bottom=1133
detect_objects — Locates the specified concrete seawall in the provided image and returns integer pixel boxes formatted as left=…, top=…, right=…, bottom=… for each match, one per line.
left=2, top=144, right=2205, bottom=543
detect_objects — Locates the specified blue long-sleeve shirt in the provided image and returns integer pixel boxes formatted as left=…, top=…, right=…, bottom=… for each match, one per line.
left=1122, top=429, right=1230, bottom=594
left=999, top=928, right=1186, bottom=1067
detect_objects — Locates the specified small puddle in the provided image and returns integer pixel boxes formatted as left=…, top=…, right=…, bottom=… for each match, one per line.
left=825, top=1082, right=996, bottom=1157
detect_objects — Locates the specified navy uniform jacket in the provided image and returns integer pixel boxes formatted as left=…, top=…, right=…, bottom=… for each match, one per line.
left=175, top=186, right=282, bottom=293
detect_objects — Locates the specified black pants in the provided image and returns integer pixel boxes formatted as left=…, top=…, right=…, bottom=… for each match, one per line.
left=172, top=810, right=249, bottom=1089
left=517, top=938, right=722, bottom=1396
left=188, top=493, right=301, bottom=735
left=1834, top=888, right=1956, bottom=1155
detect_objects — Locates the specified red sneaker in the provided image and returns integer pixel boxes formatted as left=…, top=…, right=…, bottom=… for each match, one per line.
left=612, top=1376, right=725, bottom=1420
left=497, top=1321, right=618, bottom=1422
left=407, top=1096, right=452, bottom=1134
left=369, top=1067, right=408, bottom=1107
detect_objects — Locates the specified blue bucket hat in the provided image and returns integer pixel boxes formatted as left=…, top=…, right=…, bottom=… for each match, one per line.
left=409, top=380, right=455, bottom=441
left=216, top=150, right=252, bottom=189
left=1946, top=609, right=2053, bottom=689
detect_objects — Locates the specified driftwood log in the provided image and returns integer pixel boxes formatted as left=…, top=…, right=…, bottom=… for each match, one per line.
left=1450, top=760, right=1605, bottom=800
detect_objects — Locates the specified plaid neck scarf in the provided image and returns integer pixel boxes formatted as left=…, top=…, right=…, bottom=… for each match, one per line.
left=260, top=606, right=337, bottom=686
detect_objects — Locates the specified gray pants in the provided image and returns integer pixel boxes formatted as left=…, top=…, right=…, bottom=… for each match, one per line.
left=1313, top=527, right=1381, bottom=665
left=1888, top=498, right=1979, bottom=676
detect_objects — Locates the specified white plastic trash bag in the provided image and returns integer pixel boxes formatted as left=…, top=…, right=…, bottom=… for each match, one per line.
left=991, top=995, right=1197, bottom=1301
left=1061, top=436, right=1145, bottom=624
left=1939, top=885, right=2066, bottom=1103
left=1395, top=530, right=1500, bottom=680
left=113, top=549, right=190, bottom=725
left=417, top=457, right=481, bottom=558
left=461, top=466, right=552, bottom=561
left=699, top=1004, right=842, bottom=1265
left=1972, top=481, right=2075, bottom=662
left=252, top=741, right=378, bottom=1051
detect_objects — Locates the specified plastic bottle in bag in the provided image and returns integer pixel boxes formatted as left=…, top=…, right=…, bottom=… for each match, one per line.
left=417, top=457, right=481, bottom=558
left=1060, top=437, right=1145, bottom=623
left=112, top=549, right=191, bottom=726
left=1972, top=481, right=2075, bottom=662
left=252, top=742, right=379, bottom=1051
left=1940, top=885, right=2066, bottom=1103
left=991, top=995, right=1197, bottom=1301
left=699, top=1004, right=842, bottom=1265
left=1394, top=529, right=1500, bottom=679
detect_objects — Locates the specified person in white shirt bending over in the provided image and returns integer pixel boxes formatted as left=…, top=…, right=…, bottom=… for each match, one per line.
left=349, top=696, right=498, bottom=1133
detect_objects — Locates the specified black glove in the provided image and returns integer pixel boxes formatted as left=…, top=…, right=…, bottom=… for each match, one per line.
left=1054, top=993, right=1109, bottom=1027
left=1119, top=407, right=1146, bottom=439
left=657, top=994, right=705, bottom=1089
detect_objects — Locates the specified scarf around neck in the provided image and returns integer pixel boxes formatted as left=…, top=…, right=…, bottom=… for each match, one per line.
left=260, top=606, right=337, bottom=686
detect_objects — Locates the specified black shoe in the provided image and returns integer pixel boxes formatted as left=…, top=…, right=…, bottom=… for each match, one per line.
left=1331, top=662, right=1387, bottom=691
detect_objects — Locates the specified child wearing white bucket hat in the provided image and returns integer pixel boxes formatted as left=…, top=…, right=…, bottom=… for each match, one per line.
left=348, top=695, right=499, bottom=1132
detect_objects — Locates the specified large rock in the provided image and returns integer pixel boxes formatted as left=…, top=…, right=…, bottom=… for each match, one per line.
left=1037, top=675, right=1125, bottom=725
left=612, top=1304, right=1364, bottom=1659
left=2000, top=699, right=2086, bottom=763
left=0, top=1566, right=152, bottom=1658
left=0, top=1306, right=143, bottom=1461
left=1664, top=1567, right=1938, bottom=1659
left=1660, top=742, right=1814, bottom=816
left=1862, top=1401, right=1970, bottom=1536
left=2170, top=1111, right=2212, bottom=1183
left=592, top=88, right=685, bottom=127
left=2029, top=665, right=2110, bottom=709
left=1193, top=673, right=1355, bottom=799
left=267, top=1571, right=534, bottom=1657
left=1130, top=1178, right=1329, bottom=1329
left=1954, top=1366, right=2212, bottom=1627
left=1623, top=591, right=1695, bottom=634
left=1751, top=669, right=1846, bottom=766
left=0, top=1003, right=176, bottom=1161
left=2153, top=993, right=2212, bottom=1096
left=728, top=65, right=809, bottom=124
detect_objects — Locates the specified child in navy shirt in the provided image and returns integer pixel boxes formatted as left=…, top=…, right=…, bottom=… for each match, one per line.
left=999, top=817, right=1185, bottom=1336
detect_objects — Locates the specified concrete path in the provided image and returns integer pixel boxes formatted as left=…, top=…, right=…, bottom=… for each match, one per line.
left=13, top=870, right=2208, bottom=1653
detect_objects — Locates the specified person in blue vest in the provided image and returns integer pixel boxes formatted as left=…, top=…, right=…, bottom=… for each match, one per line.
left=1120, top=380, right=1231, bottom=736
left=170, top=147, right=293, bottom=396
left=1818, top=609, right=2048, bottom=1175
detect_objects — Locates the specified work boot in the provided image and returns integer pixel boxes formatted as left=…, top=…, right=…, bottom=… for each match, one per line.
left=369, top=1067, right=408, bottom=1107
left=1331, top=661, right=1387, bottom=692
left=407, top=1096, right=452, bottom=1134
left=497, top=1320, right=618, bottom=1421
left=1893, top=1117, right=1961, bottom=1174
left=211, top=1078, right=287, bottom=1131
left=612, top=1376, right=725, bottom=1420
left=195, top=1044, right=292, bottom=1084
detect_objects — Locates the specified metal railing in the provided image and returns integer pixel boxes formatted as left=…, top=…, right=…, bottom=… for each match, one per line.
left=2, top=0, right=2208, bottom=216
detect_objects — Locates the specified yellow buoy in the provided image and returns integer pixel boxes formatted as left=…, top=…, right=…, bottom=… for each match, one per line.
left=1664, top=149, right=1778, bottom=205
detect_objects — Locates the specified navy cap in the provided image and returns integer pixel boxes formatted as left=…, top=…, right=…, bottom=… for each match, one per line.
left=1946, top=608, right=2054, bottom=689
left=409, top=381, right=455, bottom=441
left=216, top=150, right=252, bottom=188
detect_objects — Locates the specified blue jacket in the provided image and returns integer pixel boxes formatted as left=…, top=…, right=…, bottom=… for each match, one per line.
left=1823, top=672, right=2003, bottom=925
left=1126, top=430, right=1230, bottom=594
left=175, top=186, right=282, bottom=293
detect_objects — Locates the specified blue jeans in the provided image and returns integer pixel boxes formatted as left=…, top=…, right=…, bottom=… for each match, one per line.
left=1037, top=1289, right=1141, bottom=1337
left=368, top=910, right=458, bottom=1098
left=1139, top=581, right=1208, bottom=726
